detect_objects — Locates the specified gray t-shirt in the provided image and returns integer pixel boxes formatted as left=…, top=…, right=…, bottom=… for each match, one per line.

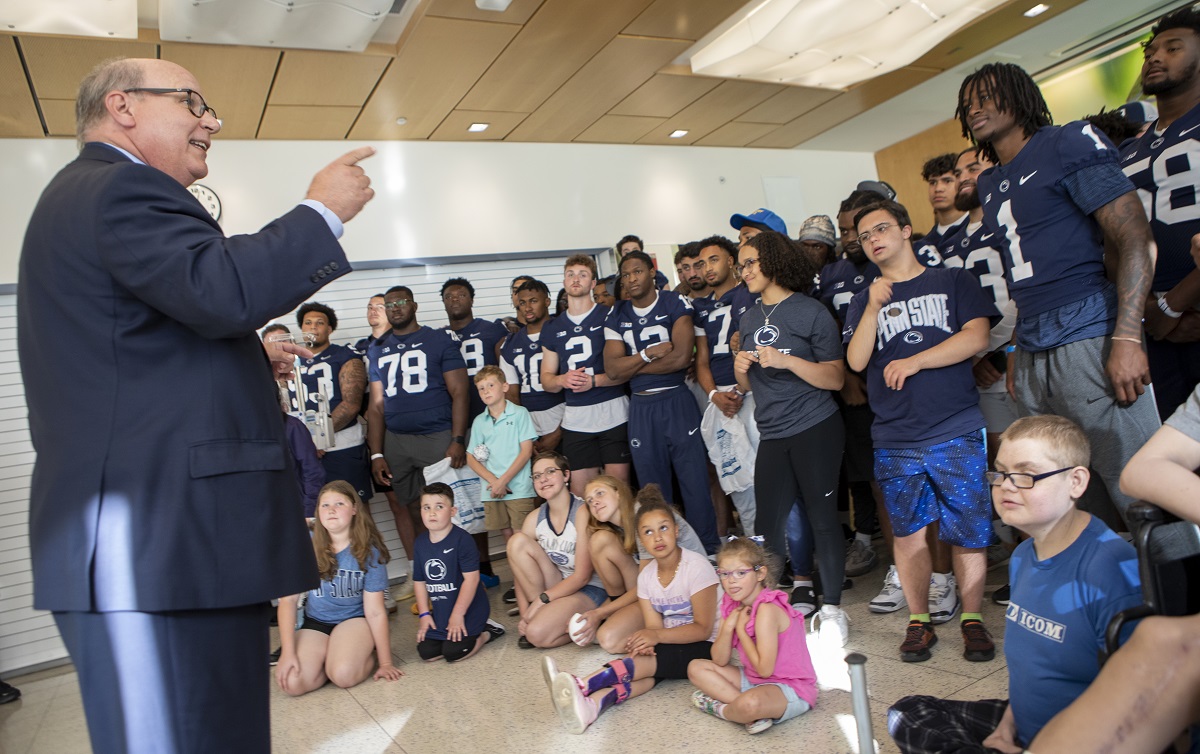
left=1166, top=385, right=1200, bottom=441
left=738, top=292, right=842, bottom=440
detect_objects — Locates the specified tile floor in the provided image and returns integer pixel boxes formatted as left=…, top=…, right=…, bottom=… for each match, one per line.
left=0, top=556, right=1011, bottom=754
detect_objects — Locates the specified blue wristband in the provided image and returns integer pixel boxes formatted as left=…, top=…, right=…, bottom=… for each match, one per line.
left=418, top=611, right=431, bottom=618
left=1005, top=345, right=1016, bottom=354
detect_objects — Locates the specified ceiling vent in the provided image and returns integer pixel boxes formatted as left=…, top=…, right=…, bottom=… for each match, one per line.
left=158, top=0, right=394, bottom=52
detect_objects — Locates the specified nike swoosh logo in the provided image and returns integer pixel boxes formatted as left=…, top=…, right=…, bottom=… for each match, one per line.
left=688, top=428, right=699, bottom=435
left=1019, top=171, right=1038, bottom=185
left=443, top=548, right=454, bottom=553
left=412, top=343, right=423, bottom=347
left=590, top=326, right=602, bottom=331
left=1085, top=396, right=1110, bottom=405
left=980, top=233, right=993, bottom=241
left=1182, top=124, right=1200, bottom=136
left=824, top=490, right=834, bottom=497
left=655, top=315, right=669, bottom=320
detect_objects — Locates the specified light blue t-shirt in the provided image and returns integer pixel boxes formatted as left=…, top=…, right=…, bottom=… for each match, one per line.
left=305, top=545, right=388, bottom=624
left=469, top=400, right=538, bottom=501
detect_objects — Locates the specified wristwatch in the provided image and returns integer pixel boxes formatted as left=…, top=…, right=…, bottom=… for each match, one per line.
left=539, top=592, right=551, bottom=604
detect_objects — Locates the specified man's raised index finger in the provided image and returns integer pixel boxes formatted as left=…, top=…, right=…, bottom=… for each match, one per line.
left=338, top=146, right=376, bottom=165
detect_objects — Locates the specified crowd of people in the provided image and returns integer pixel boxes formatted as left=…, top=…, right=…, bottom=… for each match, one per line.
left=14, top=6, right=1200, bottom=752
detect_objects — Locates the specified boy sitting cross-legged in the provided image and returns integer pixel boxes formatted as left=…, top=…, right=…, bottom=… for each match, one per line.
left=887, top=415, right=1143, bottom=753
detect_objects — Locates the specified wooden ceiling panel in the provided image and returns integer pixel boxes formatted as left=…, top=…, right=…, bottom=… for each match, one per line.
left=695, top=121, right=778, bottom=147
left=638, top=80, right=782, bottom=145
left=458, top=0, right=656, bottom=114
left=161, top=43, right=280, bottom=140
left=575, top=115, right=665, bottom=143
left=507, top=36, right=688, bottom=143
left=0, top=38, right=43, bottom=138
left=38, top=100, right=75, bottom=138
left=21, top=37, right=157, bottom=100
left=622, top=0, right=747, bottom=41
left=430, top=110, right=528, bottom=140
left=609, top=73, right=721, bottom=119
left=914, top=0, right=1088, bottom=72
left=426, top=0, right=547, bottom=26
left=735, top=86, right=839, bottom=125
left=269, top=50, right=390, bottom=108
left=258, top=105, right=360, bottom=139
left=749, top=66, right=939, bottom=148
left=350, top=16, right=518, bottom=140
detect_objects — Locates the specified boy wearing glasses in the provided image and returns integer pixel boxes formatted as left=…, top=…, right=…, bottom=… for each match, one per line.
left=844, top=199, right=998, bottom=663
left=889, top=415, right=1142, bottom=754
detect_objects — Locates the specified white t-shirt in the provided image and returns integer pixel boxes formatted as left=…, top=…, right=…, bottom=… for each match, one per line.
left=637, top=547, right=719, bottom=641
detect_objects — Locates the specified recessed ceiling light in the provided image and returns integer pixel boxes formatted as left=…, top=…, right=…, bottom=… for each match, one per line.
left=1023, top=4, right=1050, bottom=17
left=395, top=117, right=408, bottom=126
left=669, top=130, right=689, bottom=138
left=468, top=123, right=490, bottom=133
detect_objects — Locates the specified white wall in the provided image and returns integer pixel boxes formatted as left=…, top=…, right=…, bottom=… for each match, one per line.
left=0, top=138, right=876, bottom=283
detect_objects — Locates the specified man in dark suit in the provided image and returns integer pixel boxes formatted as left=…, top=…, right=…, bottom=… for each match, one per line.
left=17, top=57, right=375, bottom=753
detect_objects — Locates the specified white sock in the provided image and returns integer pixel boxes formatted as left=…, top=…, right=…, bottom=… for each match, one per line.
left=793, top=579, right=814, bottom=588
left=855, top=531, right=872, bottom=545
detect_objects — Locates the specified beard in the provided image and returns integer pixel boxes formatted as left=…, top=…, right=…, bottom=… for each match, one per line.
left=1144, top=58, right=1200, bottom=95
left=954, top=186, right=981, bottom=212
left=845, top=242, right=868, bottom=265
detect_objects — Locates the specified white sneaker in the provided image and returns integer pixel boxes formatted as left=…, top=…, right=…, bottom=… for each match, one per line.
left=869, top=565, right=908, bottom=613
left=929, top=572, right=959, bottom=624
left=383, top=588, right=398, bottom=615
left=811, top=604, right=849, bottom=647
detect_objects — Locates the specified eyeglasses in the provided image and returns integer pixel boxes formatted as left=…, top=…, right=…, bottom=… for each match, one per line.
left=383, top=300, right=411, bottom=310
left=531, top=468, right=564, bottom=482
left=735, top=258, right=759, bottom=275
left=123, top=88, right=217, bottom=120
left=716, top=566, right=762, bottom=580
left=984, top=467, right=1073, bottom=489
left=857, top=222, right=894, bottom=245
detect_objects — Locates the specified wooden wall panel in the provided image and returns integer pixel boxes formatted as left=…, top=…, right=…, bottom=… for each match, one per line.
left=161, top=43, right=280, bottom=140
left=0, top=38, right=43, bottom=137
left=874, top=118, right=973, bottom=232
left=269, top=50, right=390, bottom=107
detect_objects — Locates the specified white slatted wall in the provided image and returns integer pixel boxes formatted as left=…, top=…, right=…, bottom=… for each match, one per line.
left=0, top=254, right=581, bottom=675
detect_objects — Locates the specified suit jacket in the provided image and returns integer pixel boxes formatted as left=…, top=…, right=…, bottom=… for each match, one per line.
left=18, top=142, right=350, bottom=612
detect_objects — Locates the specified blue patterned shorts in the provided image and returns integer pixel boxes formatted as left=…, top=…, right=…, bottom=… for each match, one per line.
left=874, top=430, right=992, bottom=547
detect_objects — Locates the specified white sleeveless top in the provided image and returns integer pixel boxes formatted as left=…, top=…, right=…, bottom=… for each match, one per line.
left=535, top=495, right=603, bottom=589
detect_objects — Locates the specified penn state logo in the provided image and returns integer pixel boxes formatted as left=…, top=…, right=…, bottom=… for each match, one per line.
left=638, top=317, right=647, bottom=325
left=1152, top=137, right=1164, bottom=149
left=904, top=331, right=924, bottom=344
left=999, top=179, right=1010, bottom=193
left=961, top=237, right=969, bottom=248
left=630, top=438, right=641, bottom=448
left=573, top=326, right=582, bottom=333
left=754, top=324, right=781, bottom=347
left=305, top=358, right=314, bottom=365
left=853, top=275, right=864, bottom=284
left=425, top=559, right=447, bottom=581
left=397, top=343, right=406, bottom=350
left=548, top=552, right=570, bottom=567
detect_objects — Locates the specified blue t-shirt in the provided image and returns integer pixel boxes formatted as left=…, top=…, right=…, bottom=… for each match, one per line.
left=843, top=267, right=996, bottom=447
left=541, top=305, right=626, bottom=407
left=1120, top=101, right=1200, bottom=292
left=499, top=327, right=564, bottom=413
left=305, top=545, right=388, bottom=624
left=1005, top=516, right=1142, bottom=746
left=693, top=284, right=757, bottom=387
left=450, top=317, right=508, bottom=418
left=468, top=400, right=538, bottom=500
left=979, top=122, right=1134, bottom=320
left=815, top=257, right=880, bottom=325
left=367, top=326, right=466, bottom=435
left=291, top=342, right=360, bottom=414
left=604, top=291, right=695, bottom=392
left=412, top=525, right=491, bottom=640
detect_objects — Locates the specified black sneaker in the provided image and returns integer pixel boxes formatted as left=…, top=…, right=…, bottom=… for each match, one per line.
left=0, top=680, right=20, bottom=704
left=900, top=620, right=937, bottom=662
left=269, top=647, right=282, bottom=666
left=485, top=619, right=506, bottom=640
left=503, top=587, right=517, bottom=604
left=992, top=584, right=1011, bottom=606
left=518, top=635, right=535, bottom=649
left=790, top=585, right=816, bottom=617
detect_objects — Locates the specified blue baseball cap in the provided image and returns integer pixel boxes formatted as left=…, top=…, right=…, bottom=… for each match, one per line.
left=1117, top=101, right=1158, bottom=125
left=730, top=208, right=787, bottom=236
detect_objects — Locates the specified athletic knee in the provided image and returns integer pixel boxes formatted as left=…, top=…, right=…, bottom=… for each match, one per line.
left=506, top=532, right=534, bottom=558
left=325, top=662, right=366, bottom=689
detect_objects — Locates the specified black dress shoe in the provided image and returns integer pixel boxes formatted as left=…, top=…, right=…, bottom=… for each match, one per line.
left=0, top=681, right=21, bottom=704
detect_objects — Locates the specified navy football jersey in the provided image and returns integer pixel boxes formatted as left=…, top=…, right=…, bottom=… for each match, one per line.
left=295, top=342, right=360, bottom=414
left=939, top=222, right=1016, bottom=349
left=541, top=305, right=625, bottom=407
left=979, top=122, right=1124, bottom=318
left=1120, top=102, right=1200, bottom=291
left=367, top=326, right=466, bottom=435
left=816, top=257, right=881, bottom=324
left=913, top=216, right=967, bottom=268
left=605, top=291, right=695, bottom=392
left=500, top=327, right=565, bottom=413
left=693, top=284, right=757, bottom=387
left=843, top=267, right=997, bottom=447
left=450, top=317, right=507, bottom=417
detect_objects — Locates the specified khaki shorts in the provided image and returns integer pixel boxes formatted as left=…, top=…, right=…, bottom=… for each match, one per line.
left=484, top=497, right=539, bottom=531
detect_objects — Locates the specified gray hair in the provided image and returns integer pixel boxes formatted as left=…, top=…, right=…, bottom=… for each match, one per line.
left=75, top=57, right=144, bottom=145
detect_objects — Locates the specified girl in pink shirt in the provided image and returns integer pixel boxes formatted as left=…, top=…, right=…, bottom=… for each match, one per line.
left=688, top=536, right=817, bottom=734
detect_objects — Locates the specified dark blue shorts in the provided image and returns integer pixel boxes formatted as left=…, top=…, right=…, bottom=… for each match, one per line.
left=874, top=430, right=992, bottom=547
